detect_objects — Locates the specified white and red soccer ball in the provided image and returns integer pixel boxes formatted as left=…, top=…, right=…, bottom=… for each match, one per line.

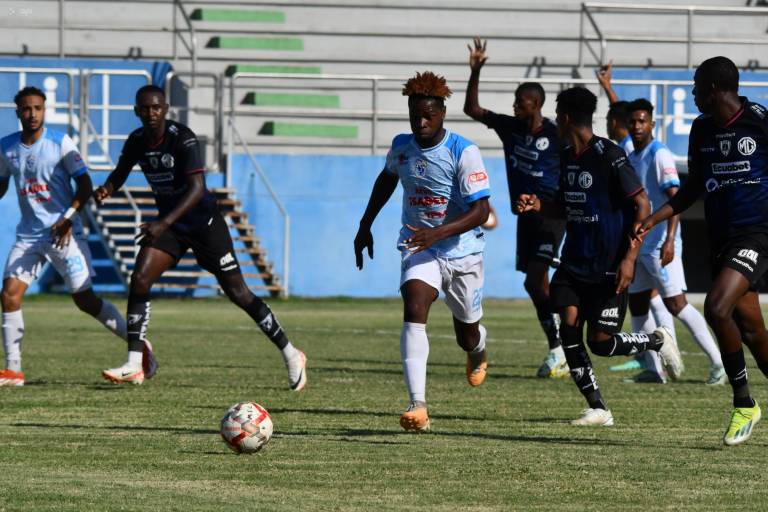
left=220, top=401, right=273, bottom=454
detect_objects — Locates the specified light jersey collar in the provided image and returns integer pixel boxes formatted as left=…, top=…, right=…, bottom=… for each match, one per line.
left=20, top=127, right=47, bottom=149
left=410, top=129, right=450, bottom=152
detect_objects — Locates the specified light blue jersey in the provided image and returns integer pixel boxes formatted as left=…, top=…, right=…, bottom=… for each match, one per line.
left=628, top=140, right=682, bottom=255
left=619, top=134, right=634, bottom=155
left=0, top=128, right=87, bottom=240
left=384, top=130, right=490, bottom=258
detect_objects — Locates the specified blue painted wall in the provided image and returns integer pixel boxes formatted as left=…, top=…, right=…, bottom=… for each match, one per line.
left=228, top=154, right=526, bottom=298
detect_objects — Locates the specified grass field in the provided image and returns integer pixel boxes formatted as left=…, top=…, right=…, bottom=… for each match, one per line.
left=2, top=295, right=768, bottom=511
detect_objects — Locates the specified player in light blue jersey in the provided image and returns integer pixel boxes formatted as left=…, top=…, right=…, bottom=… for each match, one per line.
left=0, top=86, right=156, bottom=386
left=354, top=72, right=491, bottom=431
left=625, top=98, right=724, bottom=385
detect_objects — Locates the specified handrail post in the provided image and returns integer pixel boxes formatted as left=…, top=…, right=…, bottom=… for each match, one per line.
left=58, top=0, right=65, bottom=58
left=578, top=3, right=585, bottom=67
left=78, top=72, right=89, bottom=163
left=687, top=8, right=693, bottom=69
left=371, top=78, right=378, bottom=155
left=661, top=82, right=669, bottom=144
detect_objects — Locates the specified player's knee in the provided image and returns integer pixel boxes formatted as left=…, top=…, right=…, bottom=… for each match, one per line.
left=224, top=282, right=253, bottom=309
left=0, top=288, right=22, bottom=311
left=403, top=301, right=429, bottom=323
left=665, top=297, right=687, bottom=317
left=704, top=296, right=732, bottom=325
left=586, top=337, right=612, bottom=357
left=129, top=270, right=153, bottom=296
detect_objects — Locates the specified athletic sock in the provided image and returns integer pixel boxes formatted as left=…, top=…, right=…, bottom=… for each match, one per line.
left=2, top=311, right=24, bottom=372
left=401, top=322, right=429, bottom=403
left=469, top=324, right=487, bottom=354
left=589, top=331, right=662, bottom=357
left=677, top=304, right=722, bottom=366
left=128, top=350, right=143, bottom=369
left=722, top=349, right=754, bottom=408
left=560, top=324, right=604, bottom=410
left=95, top=299, right=128, bottom=341
left=244, top=297, right=289, bottom=350
left=126, top=294, right=150, bottom=353
left=650, top=294, right=676, bottom=340
left=535, top=300, right=562, bottom=350
left=631, top=313, right=664, bottom=375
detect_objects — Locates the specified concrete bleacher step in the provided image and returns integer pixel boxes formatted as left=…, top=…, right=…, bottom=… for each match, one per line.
left=242, top=92, right=340, bottom=108
left=258, top=121, right=358, bottom=138
left=207, top=37, right=303, bottom=51
left=225, top=64, right=322, bottom=76
left=191, top=8, right=285, bottom=23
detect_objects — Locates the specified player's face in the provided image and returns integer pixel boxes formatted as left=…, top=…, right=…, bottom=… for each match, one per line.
left=16, top=94, right=45, bottom=133
left=135, top=92, right=169, bottom=130
left=409, top=97, right=445, bottom=146
left=629, top=110, right=654, bottom=146
left=514, top=90, right=539, bottom=120
left=692, top=71, right=713, bottom=114
left=555, top=108, right=570, bottom=139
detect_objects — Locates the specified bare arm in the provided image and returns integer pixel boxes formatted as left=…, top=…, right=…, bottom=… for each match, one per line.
left=616, top=190, right=651, bottom=293
left=596, top=60, right=620, bottom=104
left=94, top=159, right=133, bottom=202
left=659, top=186, right=680, bottom=266
left=514, top=193, right=566, bottom=218
left=51, top=173, right=93, bottom=248
left=635, top=171, right=702, bottom=240
left=136, top=173, right=205, bottom=246
left=404, top=198, right=490, bottom=253
left=463, top=37, right=489, bottom=122
left=354, top=170, right=399, bottom=269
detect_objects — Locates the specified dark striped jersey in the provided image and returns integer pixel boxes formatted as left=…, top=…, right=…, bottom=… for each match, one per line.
left=118, top=120, right=218, bottom=233
left=686, top=98, right=768, bottom=247
left=482, top=111, right=561, bottom=204
left=557, top=136, right=643, bottom=283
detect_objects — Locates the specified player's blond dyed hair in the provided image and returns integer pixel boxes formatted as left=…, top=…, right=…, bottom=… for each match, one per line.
left=402, top=71, right=452, bottom=100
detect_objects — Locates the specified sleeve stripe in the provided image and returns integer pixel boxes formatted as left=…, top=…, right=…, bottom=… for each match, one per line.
left=625, top=186, right=644, bottom=199
left=71, top=168, right=88, bottom=178
left=659, top=180, right=680, bottom=191
left=465, top=189, right=491, bottom=203
left=185, top=168, right=205, bottom=175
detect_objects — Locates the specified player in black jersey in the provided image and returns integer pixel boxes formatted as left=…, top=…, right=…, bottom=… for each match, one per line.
left=94, top=85, right=307, bottom=390
left=637, top=57, right=768, bottom=445
left=516, top=87, right=682, bottom=426
left=464, top=37, right=567, bottom=378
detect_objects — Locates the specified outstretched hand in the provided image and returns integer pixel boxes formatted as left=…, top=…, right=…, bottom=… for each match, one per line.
left=595, top=60, right=613, bottom=89
left=354, top=227, right=374, bottom=269
left=93, top=185, right=112, bottom=204
left=468, top=37, right=488, bottom=72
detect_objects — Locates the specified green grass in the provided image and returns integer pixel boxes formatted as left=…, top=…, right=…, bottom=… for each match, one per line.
left=1, top=296, right=768, bottom=511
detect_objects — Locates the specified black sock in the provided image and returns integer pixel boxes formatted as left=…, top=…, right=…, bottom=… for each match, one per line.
left=535, top=300, right=561, bottom=350
left=589, top=331, right=661, bottom=357
left=560, top=324, right=605, bottom=410
left=126, top=293, right=150, bottom=353
left=245, top=297, right=289, bottom=350
left=722, top=350, right=755, bottom=408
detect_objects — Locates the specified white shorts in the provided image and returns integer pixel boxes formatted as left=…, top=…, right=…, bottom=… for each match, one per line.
left=628, top=252, right=687, bottom=298
left=3, top=237, right=95, bottom=293
left=400, top=250, right=484, bottom=323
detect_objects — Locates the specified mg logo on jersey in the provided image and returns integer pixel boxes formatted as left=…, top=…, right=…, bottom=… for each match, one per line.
left=738, top=137, right=756, bottom=156
left=737, top=249, right=759, bottom=264
left=161, top=153, right=175, bottom=168
left=578, top=172, right=593, bottom=189
left=601, top=307, right=620, bottom=319
left=719, top=139, right=731, bottom=157
left=535, top=137, right=549, bottom=151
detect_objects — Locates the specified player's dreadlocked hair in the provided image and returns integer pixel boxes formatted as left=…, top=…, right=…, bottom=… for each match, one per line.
left=402, top=72, right=452, bottom=103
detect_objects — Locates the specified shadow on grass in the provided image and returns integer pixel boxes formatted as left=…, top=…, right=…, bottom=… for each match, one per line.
left=189, top=405, right=494, bottom=422
left=317, top=357, right=520, bottom=370
left=11, top=422, right=218, bottom=435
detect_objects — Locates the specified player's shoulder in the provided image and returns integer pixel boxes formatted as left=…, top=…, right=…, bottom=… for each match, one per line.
left=0, top=131, right=21, bottom=152
left=540, top=118, right=559, bottom=137
left=593, top=136, right=631, bottom=168
left=168, top=120, right=197, bottom=140
left=648, top=139, right=673, bottom=157
left=42, top=128, right=66, bottom=146
left=390, top=133, right=413, bottom=150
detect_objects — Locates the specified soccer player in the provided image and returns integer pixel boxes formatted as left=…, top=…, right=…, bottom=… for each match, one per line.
left=516, top=87, right=683, bottom=426
left=636, top=56, right=768, bottom=445
left=94, top=85, right=306, bottom=390
left=463, top=38, right=567, bottom=378
left=355, top=71, right=491, bottom=432
left=625, top=98, right=724, bottom=385
left=0, top=86, right=154, bottom=386
left=597, top=62, right=679, bottom=375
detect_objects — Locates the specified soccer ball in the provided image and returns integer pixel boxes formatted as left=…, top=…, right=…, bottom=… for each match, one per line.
left=220, top=401, right=274, bottom=454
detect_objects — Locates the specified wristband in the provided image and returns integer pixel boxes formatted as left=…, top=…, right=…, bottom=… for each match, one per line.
left=63, top=207, right=77, bottom=220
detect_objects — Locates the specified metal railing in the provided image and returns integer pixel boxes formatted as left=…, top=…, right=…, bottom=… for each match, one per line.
left=580, top=2, right=768, bottom=68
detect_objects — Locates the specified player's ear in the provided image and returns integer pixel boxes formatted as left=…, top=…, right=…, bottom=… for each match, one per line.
left=133, top=105, right=140, bottom=118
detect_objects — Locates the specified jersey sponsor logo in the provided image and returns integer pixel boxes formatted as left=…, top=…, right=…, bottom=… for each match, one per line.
left=699, top=146, right=716, bottom=153
left=719, top=139, right=731, bottom=157
left=751, top=104, right=767, bottom=119
left=19, top=179, right=50, bottom=196
left=535, top=137, right=550, bottom=151
left=711, top=160, right=751, bottom=175
left=564, top=191, right=586, bottom=203
left=219, top=252, right=237, bottom=271
left=161, top=153, right=175, bottom=168
left=514, top=145, right=539, bottom=161
left=601, top=307, right=620, bottom=319
left=468, top=171, right=488, bottom=184
left=578, top=172, right=593, bottom=189
left=731, top=257, right=754, bottom=273
left=705, top=178, right=719, bottom=192
left=147, top=171, right=174, bottom=183
left=594, top=140, right=606, bottom=154
left=424, top=210, right=448, bottom=219
left=738, top=137, right=756, bottom=156
left=537, top=243, right=553, bottom=253
left=409, top=195, right=447, bottom=207
left=737, top=249, right=759, bottom=264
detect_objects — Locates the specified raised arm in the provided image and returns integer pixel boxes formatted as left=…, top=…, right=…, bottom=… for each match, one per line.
left=463, top=37, right=489, bottom=122
left=354, top=169, right=399, bottom=269
left=595, top=60, right=620, bottom=105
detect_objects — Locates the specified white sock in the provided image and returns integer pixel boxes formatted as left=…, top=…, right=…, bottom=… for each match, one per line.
left=650, top=294, right=676, bottom=341
left=470, top=324, right=487, bottom=354
left=96, top=299, right=128, bottom=341
left=401, top=322, right=429, bottom=403
left=631, top=313, right=665, bottom=375
left=2, top=311, right=24, bottom=372
left=128, top=350, right=143, bottom=369
left=280, top=341, right=299, bottom=362
left=677, top=303, right=723, bottom=366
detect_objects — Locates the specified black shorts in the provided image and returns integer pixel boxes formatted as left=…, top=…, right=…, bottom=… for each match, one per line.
left=151, top=213, right=241, bottom=276
left=550, top=268, right=628, bottom=334
left=515, top=211, right=566, bottom=272
left=712, top=232, right=768, bottom=289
